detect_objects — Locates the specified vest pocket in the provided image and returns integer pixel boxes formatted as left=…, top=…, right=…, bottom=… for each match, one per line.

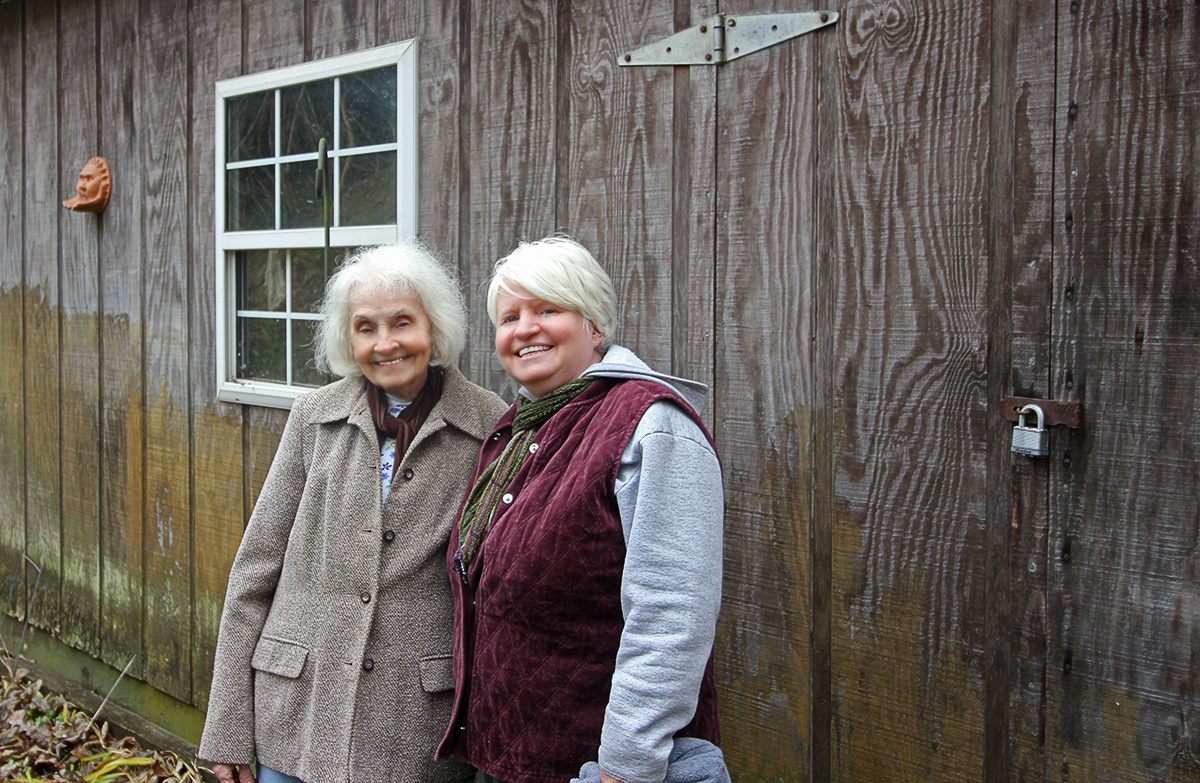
left=251, top=635, right=309, bottom=679
left=418, top=653, right=454, bottom=693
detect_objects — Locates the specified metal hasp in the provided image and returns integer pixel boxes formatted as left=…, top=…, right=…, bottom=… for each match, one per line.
left=620, top=12, right=838, bottom=66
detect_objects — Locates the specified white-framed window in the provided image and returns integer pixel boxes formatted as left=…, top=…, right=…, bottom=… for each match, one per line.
left=215, top=41, right=417, bottom=408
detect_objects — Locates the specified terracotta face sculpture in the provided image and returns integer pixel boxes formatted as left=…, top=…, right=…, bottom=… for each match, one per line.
left=62, top=157, right=112, bottom=213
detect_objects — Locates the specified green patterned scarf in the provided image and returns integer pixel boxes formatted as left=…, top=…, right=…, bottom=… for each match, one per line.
left=453, top=377, right=594, bottom=583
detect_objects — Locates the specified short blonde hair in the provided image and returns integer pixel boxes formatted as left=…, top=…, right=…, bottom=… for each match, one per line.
left=486, top=236, right=617, bottom=350
left=315, top=241, right=467, bottom=378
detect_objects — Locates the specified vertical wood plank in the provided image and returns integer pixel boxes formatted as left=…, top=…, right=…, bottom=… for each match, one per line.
left=812, top=2, right=841, bottom=778
left=1048, top=1, right=1200, bottom=779
left=190, top=0, right=246, bottom=710
left=828, top=0, right=993, bottom=779
left=711, top=0, right=818, bottom=777
left=139, top=0, right=193, bottom=701
left=58, top=0, right=103, bottom=654
left=561, top=0, right=677, bottom=370
left=464, top=0, right=560, bottom=396
left=310, top=0, right=375, bottom=60
left=990, top=0, right=1059, bottom=780
left=98, top=0, right=145, bottom=676
left=243, top=0, right=306, bottom=73
left=379, top=0, right=461, bottom=271
left=23, top=0, right=63, bottom=634
left=670, top=1, right=718, bottom=414
left=0, top=2, right=26, bottom=625
left=245, top=407, right=286, bottom=513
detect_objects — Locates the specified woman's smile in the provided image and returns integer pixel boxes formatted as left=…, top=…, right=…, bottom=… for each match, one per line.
left=494, top=283, right=603, bottom=399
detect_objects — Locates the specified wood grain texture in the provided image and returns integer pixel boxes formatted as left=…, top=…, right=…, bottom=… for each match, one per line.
left=669, top=0, right=718, bottom=415
left=0, top=2, right=26, bottom=625
left=58, top=0, right=103, bottom=654
left=828, top=0, right=993, bottom=779
left=991, top=0, right=1059, bottom=779
left=309, top=0, right=375, bottom=61
left=243, top=0, right=306, bottom=73
left=98, top=0, right=146, bottom=677
left=463, top=0, right=561, bottom=397
left=711, top=0, right=818, bottom=776
left=1048, top=1, right=1200, bottom=779
left=561, top=0, right=676, bottom=370
left=380, top=0, right=461, bottom=275
left=23, top=0, right=63, bottom=635
left=189, top=0, right=246, bottom=711
left=139, top=0, right=193, bottom=701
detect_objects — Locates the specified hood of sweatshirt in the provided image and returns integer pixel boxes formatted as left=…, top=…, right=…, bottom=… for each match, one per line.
left=581, top=344, right=709, bottom=415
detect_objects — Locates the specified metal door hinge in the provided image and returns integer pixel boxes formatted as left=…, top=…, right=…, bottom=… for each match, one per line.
left=619, top=12, right=838, bottom=67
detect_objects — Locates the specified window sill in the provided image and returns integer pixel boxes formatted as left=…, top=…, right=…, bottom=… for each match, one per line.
left=217, top=380, right=310, bottom=409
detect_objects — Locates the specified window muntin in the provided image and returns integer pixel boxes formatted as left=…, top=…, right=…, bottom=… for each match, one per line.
left=215, top=42, right=417, bottom=408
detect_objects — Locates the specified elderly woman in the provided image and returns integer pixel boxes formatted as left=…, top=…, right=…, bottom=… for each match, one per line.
left=199, top=243, right=507, bottom=783
left=437, top=236, right=726, bottom=783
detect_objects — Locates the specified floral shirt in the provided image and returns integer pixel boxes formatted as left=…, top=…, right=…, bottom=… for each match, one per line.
left=380, top=395, right=411, bottom=505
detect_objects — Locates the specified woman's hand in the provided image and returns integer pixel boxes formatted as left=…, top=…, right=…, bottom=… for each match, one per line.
left=212, top=763, right=256, bottom=783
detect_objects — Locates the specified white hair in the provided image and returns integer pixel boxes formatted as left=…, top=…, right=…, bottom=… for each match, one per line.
left=315, top=241, right=467, bottom=378
left=486, top=236, right=617, bottom=350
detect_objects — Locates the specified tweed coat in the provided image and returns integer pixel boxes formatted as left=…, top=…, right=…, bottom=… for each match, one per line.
left=198, top=366, right=507, bottom=783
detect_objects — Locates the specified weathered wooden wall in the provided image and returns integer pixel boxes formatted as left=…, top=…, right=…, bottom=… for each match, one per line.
left=0, top=0, right=1196, bottom=780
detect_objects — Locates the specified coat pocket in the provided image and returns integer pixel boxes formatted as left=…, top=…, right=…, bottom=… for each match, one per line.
left=418, top=653, right=454, bottom=693
left=251, top=635, right=309, bottom=679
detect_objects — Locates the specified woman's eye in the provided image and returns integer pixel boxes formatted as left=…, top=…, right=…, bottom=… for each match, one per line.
left=501, top=315, right=517, bottom=324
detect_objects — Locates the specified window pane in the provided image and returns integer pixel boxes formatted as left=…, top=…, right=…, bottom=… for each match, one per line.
left=281, top=160, right=323, bottom=229
left=226, top=165, right=275, bottom=231
left=291, top=247, right=352, bottom=313
left=238, top=317, right=286, bottom=383
left=339, top=151, right=396, bottom=226
left=340, top=66, right=396, bottom=149
left=281, top=79, right=333, bottom=156
left=291, top=319, right=328, bottom=387
left=237, top=249, right=287, bottom=311
left=226, top=91, right=273, bottom=162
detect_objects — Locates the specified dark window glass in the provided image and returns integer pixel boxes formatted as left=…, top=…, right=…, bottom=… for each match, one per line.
left=226, top=165, right=275, bottom=231
left=226, top=92, right=273, bottom=162
left=281, top=160, right=324, bottom=229
left=339, top=152, right=396, bottom=226
left=281, top=79, right=334, bottom=156
left=291, top=247, right=352, bottom=313
left=237, top=317, right=287, bottom=383
left=291, top=319, right=328, bottom=387
left=340, top=67, right=396, bottom=149
left=237, top=249, right=287, bottom=311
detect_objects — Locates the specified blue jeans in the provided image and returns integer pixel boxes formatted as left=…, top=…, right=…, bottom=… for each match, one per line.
left=257, top=766, right=304, bottom=783
left=257, top=766, right=475, bottom=783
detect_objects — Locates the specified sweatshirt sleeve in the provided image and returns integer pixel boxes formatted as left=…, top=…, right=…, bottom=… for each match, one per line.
left=197, top=401, right=309, bottom=764
left=599, top=401, right=724, bottom=783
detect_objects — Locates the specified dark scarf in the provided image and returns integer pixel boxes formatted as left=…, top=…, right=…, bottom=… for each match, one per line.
left=366, top=366, right=445, bottom=458
left=453, top=377, right=594, bottom=583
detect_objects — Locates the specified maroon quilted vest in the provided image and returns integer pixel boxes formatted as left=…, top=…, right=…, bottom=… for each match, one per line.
left=437, top=378, right=720, bottom=783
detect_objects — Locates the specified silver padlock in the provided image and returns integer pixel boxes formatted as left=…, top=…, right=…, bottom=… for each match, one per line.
left=1011, top=403, right=1049, bottom=457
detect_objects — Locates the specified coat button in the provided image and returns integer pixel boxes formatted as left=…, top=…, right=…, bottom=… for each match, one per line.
left=361, top=591, right=371, bottom=603
left=491, top=433, right=501, bottom=441
left=528, top=442, right=539, bottom=453
left=362, top=658, right=374, bottom=672
left=383, top=530, right=395, bottom=543
left=502, top=493, right=513, bottom=504
left=402, top=467, right=414, bottom=480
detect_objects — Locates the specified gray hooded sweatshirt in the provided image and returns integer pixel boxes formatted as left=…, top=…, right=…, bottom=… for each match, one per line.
left=573, top=346, right=726, bottom=783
